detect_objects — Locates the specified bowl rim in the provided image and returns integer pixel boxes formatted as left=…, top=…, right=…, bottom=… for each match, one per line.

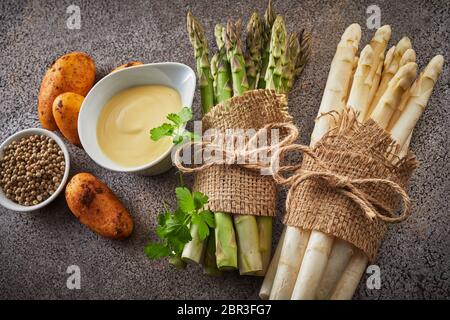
left=0, top=128, right=70, bottom=212
left=78, top=61, right=196, bottom=173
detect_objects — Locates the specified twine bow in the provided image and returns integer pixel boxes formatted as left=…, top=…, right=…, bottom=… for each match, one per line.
left=174, top=122, right=299, bottom=173
left=271, top=144, right=412, bottom=223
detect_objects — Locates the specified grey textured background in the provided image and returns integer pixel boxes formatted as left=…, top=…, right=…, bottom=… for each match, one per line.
left=0, top=0, right=449, bottom=300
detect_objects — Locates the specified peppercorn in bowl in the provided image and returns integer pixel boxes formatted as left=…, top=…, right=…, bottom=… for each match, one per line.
left=0, top=128, right=70, bottom=212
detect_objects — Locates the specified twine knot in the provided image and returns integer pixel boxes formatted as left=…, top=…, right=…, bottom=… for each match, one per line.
left=272, top=144, right=412, bottom=224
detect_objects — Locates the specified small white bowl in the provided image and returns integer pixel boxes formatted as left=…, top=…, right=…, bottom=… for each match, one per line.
left=78, top=62, right=196, bottom=175
left=0, top=128, right=70, bottom=212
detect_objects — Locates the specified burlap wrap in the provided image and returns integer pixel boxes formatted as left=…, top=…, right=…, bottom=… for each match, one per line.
left=192, top=89, right=293, bottom=217
left=280, top=112, right=418, bottom=261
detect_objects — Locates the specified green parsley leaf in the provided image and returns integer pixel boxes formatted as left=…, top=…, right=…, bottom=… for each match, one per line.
left=149, top=107, right=195, bottom=145
left=167, top=113, right=182, bottom=126
left=175, top=187, right=195, bottom=213
left=178, top=107, right=193, bottom=122
left=144, top=243, right=170, bottom=259
left=200, top=210, right=215, bottom=228
left=192, top=212, right=210, bottom=241
left=193, top=191, right=208, bottom=210
left=144, top=187, right=214, bottom=263
left=150, top=123, right=174, bottom=141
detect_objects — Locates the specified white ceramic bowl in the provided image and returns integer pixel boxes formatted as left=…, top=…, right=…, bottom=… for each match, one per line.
left=78, top=62, right=196, bottom=175
left=0, top=128, right=70, bottom=212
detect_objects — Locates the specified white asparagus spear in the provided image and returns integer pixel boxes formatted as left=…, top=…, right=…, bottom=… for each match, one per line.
left=385, top=48, right=417, bottom=131
left=347, top=45, right=374, bottom=121
left=400, top=48, right=417, bottom=67
left=330, top=249, right=368, bottom=300
left=331, top=55, right=444, bottom=300
left=316, top=238, right=355, bottom=299
left=316, top=45, right=374, bottom=300
left=390, top=55, right=444, bottom=146
left=399, top=133, right=412, bottom=158
left=259, top=228, right=286, bottom=300
left=383, top=45, right=396, bottom=72
left=310, top=23, right=362, bottom=146
left=267, top=24, right=362, bottom=300
left=345, top=56, right=359, bottom=105
left=367, top=37, right=412, bottom=119
left=370, top=62, right=418, bottom=129
left=291, top=231, right=334, bottom=299
left=366, top=25, right=392, bottom=106
left=269, top=228, right=310, bottom=299
left=288, top=24, right=361, bottom=301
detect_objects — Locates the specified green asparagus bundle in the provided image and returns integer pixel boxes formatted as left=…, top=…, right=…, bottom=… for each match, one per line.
left=184, top=2, right=310, bottom=276
left=148, top=0, right=311, bottom=277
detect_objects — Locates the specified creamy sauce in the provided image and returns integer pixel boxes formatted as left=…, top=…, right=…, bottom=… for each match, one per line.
left=97, top=85, right=182, bottom=167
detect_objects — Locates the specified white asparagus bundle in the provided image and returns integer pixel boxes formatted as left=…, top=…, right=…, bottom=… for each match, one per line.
left=330, top=54, right=444, bottom=299
left=291, top=25, right=392, bottom=301
left=266, top=24, right=362, bottom=300
left=317, top=38, right=417, bottom=301
left=261, top=22, right=444, bottom=300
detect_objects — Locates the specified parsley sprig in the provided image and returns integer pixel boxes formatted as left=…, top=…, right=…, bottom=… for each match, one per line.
left=144, top=187, right=215, bottom=260
left=150, top=107, right=198, bottom=145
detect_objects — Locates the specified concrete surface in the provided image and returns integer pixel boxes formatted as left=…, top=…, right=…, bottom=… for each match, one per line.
left=0, top=0, right=449, bottom=300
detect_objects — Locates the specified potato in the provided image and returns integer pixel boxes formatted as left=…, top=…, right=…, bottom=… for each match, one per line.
left=38, top=52, right=95, bottom=130
left=65, top=173, right=133, bottom=240
left=52, top=92, right=84, bottom=146
left=110, top=61, right=143, bottom=73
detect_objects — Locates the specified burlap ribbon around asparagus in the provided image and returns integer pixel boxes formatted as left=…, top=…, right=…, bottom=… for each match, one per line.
left=272, top=109, right=418, bottom=261
left=174, top=89, right=296, bottom=217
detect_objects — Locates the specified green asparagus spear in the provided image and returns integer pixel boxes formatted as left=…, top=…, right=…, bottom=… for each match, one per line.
left=280, top=32, right=301, bottom=94
left=187, top=12, right=215, bottom=113
left=204, top=229, right=222, bottom=276
left=225, top=19, right=262, bottom=274
left=214, top=24, right=233, bottom=103
left=258, top=0, right=276, bottom=89
left=245, top=12, right=264, bottom=90
left=225, top=19, right=249, bottom=96
left=265, top=15, right=288, bottom=92
left=181, top=223, right=206, bottom=264
left=211, top=52, right=220, bottom=104
left=169, top=256, right=187, bottom=270
left=254, top=216, right=273, bottom=276
left=210, top=25, right=238, bottom=271
left=234, top=215, right=263, bottom=275
left=295, top=30, right=312, bottom=79
left=215, top=212, right=238, bottom=270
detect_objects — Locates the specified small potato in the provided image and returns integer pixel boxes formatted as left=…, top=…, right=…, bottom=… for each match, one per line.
left=52, top=92, right=84, bottom=146
left=65, top=173, right=133, bottom=240
left=38, top=52, right=95, bottom=130
left=110, top=61, right=144, bottom=73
